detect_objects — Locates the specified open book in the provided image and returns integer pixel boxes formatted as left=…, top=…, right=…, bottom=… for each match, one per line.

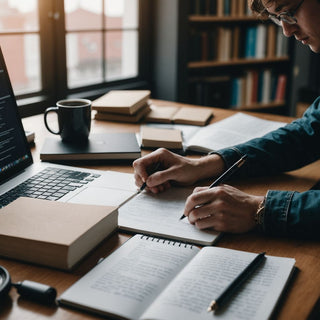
left=146, top=112, right=287, bottom=154
left=59, top=234, right=296, bottom=320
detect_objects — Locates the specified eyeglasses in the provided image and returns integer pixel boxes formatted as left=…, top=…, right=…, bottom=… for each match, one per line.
left=266, top=0, right=305, bottom=26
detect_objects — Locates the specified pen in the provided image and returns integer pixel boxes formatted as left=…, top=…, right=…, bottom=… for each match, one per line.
left=139, top=162, right=162, bottom=192
left=180, top=154, right=247, bottom=220
left=207, top=251, right=266, bottom=312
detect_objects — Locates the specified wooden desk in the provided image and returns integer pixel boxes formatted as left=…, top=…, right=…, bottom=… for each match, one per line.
left=1, top=101, right=319, bottom=320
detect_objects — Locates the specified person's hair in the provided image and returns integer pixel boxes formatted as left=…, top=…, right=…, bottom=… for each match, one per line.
left=249, top=0, right=320, bottom=16
left=248, top=0, right=272, bottom=17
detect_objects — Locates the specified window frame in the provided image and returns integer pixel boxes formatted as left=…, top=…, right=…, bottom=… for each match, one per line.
left=3, top=0, right=152, bottom=118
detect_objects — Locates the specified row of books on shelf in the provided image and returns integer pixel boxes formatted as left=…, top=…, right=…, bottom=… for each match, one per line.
left=189, top=0, right=249, bottom=16
left=189, top=24, right=288, bottom=62
left=230, top=70, right=287, bottom=108
left=188, top=71, right=287, bottom=109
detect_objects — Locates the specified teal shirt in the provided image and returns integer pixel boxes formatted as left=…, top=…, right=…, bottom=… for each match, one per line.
left=216, top=97, right=320, bottom=239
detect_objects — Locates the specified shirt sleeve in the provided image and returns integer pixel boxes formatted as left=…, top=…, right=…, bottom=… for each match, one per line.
left=216, top=97, right=320, bottom=178
left=263, top=190, right=320, bottom=239
left=212, top=97, right=320, bottom=239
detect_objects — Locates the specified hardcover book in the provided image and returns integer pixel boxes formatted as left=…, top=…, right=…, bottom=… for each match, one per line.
left=92, top=90, right=151, bottom=115
left=0, top=197, right=118, bottom=270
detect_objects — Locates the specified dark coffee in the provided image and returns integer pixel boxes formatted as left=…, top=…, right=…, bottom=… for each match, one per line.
left=44, top=99, right=92, bottom=143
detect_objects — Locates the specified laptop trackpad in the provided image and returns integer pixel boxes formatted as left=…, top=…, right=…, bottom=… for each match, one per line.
left=68, top=187, right=136, bottom=207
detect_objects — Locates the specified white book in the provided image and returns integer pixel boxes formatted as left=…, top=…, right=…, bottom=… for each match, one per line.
left=185, top=112, right=287, bottom=153
left=59, top=234, right=296, bottom=320
left=262, top=69, right=272, bottom=104
left=255, top=24, right=267, bottom=59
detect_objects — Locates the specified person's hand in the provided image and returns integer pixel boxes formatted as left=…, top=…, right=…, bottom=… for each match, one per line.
left=133, top=148, right=225, bottom=193
left=184, top=184, right=264, bottom=233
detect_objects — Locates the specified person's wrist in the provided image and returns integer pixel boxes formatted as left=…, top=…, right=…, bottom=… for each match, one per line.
left=196, top=154, right=225, bottom=180
left=254, top=196, right=266, bottom=227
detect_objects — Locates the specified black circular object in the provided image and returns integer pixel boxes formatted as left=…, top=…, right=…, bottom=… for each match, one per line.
left=0, top=266, right=11, bottom=300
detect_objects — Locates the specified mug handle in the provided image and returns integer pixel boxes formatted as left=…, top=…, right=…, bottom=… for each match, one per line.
left=44, top=107, right=60, bottom=135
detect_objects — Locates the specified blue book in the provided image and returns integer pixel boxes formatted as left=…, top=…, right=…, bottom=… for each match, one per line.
left=245, top=27, right=257, bottom=58
left=230, top=78, right=239, bottom=107
left=224, top=0, right=231, bottom=15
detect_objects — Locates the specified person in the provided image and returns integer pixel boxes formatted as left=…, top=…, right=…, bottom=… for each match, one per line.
left=133, top=0, right=320, bottom=239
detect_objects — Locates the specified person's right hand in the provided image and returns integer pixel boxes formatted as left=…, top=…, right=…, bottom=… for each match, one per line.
left=133, top=148, right=225, bottom=193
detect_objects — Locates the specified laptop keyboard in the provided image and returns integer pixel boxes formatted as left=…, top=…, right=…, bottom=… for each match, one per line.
left=0, top=167, right=101, bottom=208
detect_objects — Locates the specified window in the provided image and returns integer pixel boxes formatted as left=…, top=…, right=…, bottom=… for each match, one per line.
left=0, top=0, right=151, bottom=117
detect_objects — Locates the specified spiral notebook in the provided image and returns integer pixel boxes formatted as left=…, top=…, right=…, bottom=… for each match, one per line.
left=59, top=234, right=296, bottom=320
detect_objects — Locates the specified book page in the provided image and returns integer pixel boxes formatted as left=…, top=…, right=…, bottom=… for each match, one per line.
left=118, top=187, right=219, bottom=245
left=141, top=247, right=295, bottom=320
left=186, top=113, right=287, bottom=153
left=59, top=235, right=199, bottom=320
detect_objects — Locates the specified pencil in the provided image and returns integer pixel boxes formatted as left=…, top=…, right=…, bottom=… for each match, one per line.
left=180, top=154, right=247, bottom=220
left=139, top=162, right=162, bottom=192
left=207, top=252, right=266, bottom=312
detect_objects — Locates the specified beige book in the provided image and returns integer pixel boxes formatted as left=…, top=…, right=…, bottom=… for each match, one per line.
left=267, top=24, right=277, bottom=58
left=238, top=0, right=246, bottom=16
left=145, top=105, right=213, bottom=126
left=94, top=104, right=151, bottom=123
left=216, top=0, right=224, bottom=16
left=141, top=126, right=183, bottom=149
left=92, top=90, right=151, bottom=115
left=231, top=0, right=238, bottom=16
left=0, top=198, right=118, bottom=270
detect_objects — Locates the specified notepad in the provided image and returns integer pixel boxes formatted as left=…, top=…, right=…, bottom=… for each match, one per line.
left=118, top=186, right=220, bottom=246
left=59, top=234, right=296, bottom=320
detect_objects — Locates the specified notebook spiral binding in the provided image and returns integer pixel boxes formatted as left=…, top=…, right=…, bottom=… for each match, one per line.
left=140, top=234, right=193, bottom=249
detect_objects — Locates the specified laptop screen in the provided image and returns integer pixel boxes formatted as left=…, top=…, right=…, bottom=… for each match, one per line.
left=0, top=47, right=33, bottom=184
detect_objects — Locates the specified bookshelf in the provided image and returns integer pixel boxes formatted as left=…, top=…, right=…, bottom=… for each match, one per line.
left=151, top=0, right=295, bottom=115
left=180, top=0, right=294, bottom=114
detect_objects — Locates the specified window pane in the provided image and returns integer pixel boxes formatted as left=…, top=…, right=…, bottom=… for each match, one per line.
left=65, top=0, right=103, bottom=31
left=66, top=32, right=103, bottom=88
left=0, top=35, right=41, bottom=94
left=105, top=0, right=139, bottom=29
left=0, top=0, right=38, bottom=32
left=105, top=30, right=138, bottom=81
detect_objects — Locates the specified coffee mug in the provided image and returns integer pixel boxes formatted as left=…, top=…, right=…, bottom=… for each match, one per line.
left=44, top=99, right=92, bottom=143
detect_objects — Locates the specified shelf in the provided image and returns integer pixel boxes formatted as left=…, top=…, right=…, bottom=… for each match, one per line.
left=236, top=101, right=286, bottom=111
left=189, top=15, right=266, bottom=23
left=188, top=57, right=290, bottom=69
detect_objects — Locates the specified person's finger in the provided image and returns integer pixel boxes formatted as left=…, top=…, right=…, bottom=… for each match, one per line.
left=187, top=202, right=214, bottom=223
left=184, top=188, right=212, bottom=217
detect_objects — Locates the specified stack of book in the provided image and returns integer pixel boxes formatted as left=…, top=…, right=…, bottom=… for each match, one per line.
left=93, top=90, right=151, bottom=123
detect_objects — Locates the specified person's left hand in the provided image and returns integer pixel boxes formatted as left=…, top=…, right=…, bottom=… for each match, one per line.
left=184, top=184, right=264, bottom=233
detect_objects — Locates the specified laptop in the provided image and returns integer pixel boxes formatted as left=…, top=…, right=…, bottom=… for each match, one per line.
left=0, top=47, right=137, bottom=209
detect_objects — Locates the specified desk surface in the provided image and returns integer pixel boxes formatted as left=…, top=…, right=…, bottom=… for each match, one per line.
left=1, top=100, right=319, bottom=320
